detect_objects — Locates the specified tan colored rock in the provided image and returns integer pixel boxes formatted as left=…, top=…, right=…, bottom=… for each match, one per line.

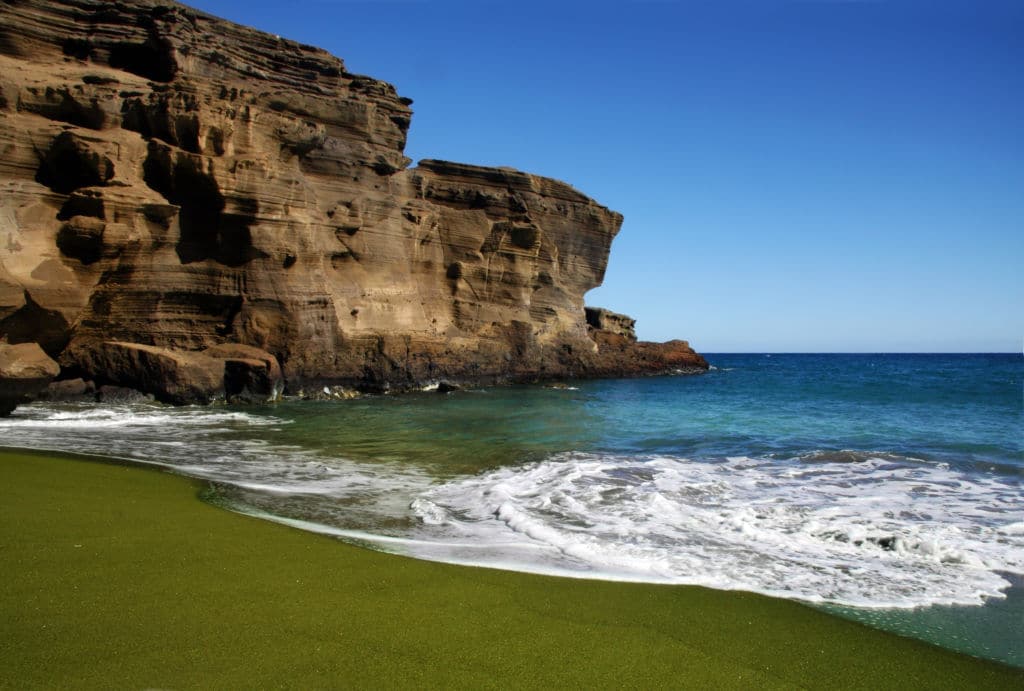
left=585, top=307, right=637, bottom=343
left=0, top=341, right=60, bottom=415
left=79, top=341, right=225, bottom=405
left=0, top=0, right=706, bottom=395
left=204, top=343, right=283, bottom=403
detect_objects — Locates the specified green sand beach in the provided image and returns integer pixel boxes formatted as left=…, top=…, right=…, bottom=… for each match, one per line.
left=1, top=449, right=1020, bottom=689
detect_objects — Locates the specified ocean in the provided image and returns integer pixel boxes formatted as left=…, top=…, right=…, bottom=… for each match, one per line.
left=2, top=353, right=1021, bottom=666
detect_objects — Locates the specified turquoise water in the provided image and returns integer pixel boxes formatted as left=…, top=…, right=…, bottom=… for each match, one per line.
left=2, top=353, right=1021, bottom=665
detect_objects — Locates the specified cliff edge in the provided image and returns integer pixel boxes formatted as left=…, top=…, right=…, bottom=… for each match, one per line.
left=0, top=0, right=706, bottom=402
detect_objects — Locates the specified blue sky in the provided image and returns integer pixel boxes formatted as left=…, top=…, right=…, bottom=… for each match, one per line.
left=189, top=1, right=1022, bottom=352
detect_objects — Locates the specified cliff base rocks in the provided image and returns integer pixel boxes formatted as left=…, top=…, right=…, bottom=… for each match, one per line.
left=73, top=341, right=283, bottom=405
left=0, top=342, right=60, bottom=415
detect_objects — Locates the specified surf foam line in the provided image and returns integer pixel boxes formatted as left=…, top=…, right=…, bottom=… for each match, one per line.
left=0, top=402, right=436, bottom=530
left=5, top=404, right=1022, bottom=609
left=409, top=452, right=1024, bottom=608
left=217, top=502, right=697, bottom=585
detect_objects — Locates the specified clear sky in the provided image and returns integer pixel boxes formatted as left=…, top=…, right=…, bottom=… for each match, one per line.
left=188, top=0, right=1022, bottom=352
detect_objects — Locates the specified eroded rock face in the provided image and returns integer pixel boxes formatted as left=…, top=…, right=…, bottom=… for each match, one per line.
left=0, top=0, right=706, bottom=393
left=585, top=307, right=637, bottom=343
left=0, top=341, right=60, bottom=415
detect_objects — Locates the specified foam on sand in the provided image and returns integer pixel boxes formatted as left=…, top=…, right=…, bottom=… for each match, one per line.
left=409, top=452, right=1024, bottom=608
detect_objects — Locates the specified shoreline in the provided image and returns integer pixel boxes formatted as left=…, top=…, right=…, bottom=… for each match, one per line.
left=2, top=447, right=1021, bottom=688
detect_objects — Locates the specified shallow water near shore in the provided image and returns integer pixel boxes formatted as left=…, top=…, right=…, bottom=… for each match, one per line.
left=2, top=353, right=1021, bottom=666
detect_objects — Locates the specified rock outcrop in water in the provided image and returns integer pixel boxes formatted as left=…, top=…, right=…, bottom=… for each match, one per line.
left=0, top=0, right=706, bottom=404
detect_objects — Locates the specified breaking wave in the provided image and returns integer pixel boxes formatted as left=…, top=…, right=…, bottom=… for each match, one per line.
left=2, top=404, right=1021, bottom=610
left=408, top=452, right=1024, bottom=608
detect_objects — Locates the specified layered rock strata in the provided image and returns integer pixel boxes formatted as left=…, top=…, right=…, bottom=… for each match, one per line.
left=585, top=307, right=637, bottom=342
left=0, top=0, right=706, bottom=402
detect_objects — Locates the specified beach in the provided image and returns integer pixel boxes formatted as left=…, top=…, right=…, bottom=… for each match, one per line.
left=3, top=448, right=1021, bottom=689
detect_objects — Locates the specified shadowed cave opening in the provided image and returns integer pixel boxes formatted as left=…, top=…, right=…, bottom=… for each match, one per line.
left=122, top=98, right=202, bottom=154
left=0, top=290, right=71, bottom=358
left=108, top=38, right=178, bottom=83
left=56, top=217, right=105, bottom=265
left=35, top=132, right=114, bottom=194
left=61, top=37, right=93, bottom=60
left=57, top=192, right=105, bottom=221
left=143, top=145, right=265, bottom=267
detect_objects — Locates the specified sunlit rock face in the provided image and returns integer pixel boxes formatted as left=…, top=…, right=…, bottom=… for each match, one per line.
left=0, top=0, right=705, bottom=391
left=0, top=342, right=60, bottom=415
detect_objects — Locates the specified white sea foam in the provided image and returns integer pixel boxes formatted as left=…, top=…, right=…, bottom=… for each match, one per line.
left=0, top=404, right=280, bottom=430
left=3, top=403, right=1022, bottom=609
left=0, top=402, right=433, bottom=527
left=407, top=452, right=1024, bottom=608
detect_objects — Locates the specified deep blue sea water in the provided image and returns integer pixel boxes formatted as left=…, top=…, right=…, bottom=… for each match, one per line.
left=2, top=353, right=1021, bottom=665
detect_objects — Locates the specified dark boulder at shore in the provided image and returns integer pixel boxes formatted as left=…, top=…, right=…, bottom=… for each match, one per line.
left=76, top=342, right=226, bottom=406
left=74, top=341, right=284, bottom=405
left=38, top=377, right=96, bottom=402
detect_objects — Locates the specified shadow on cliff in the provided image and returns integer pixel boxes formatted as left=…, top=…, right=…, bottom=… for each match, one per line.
left=143, top=141, right=266, bottom=266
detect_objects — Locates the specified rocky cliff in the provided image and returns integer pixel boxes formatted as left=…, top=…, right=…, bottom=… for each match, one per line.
left=0, top=0, right=705, bottom=400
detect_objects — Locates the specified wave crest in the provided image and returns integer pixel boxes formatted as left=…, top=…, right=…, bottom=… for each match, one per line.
left=410, top=452, right=1024, bottom=608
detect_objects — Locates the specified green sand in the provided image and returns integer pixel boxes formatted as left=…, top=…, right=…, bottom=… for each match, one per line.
left=2, top=450, right=1020, bottom=689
